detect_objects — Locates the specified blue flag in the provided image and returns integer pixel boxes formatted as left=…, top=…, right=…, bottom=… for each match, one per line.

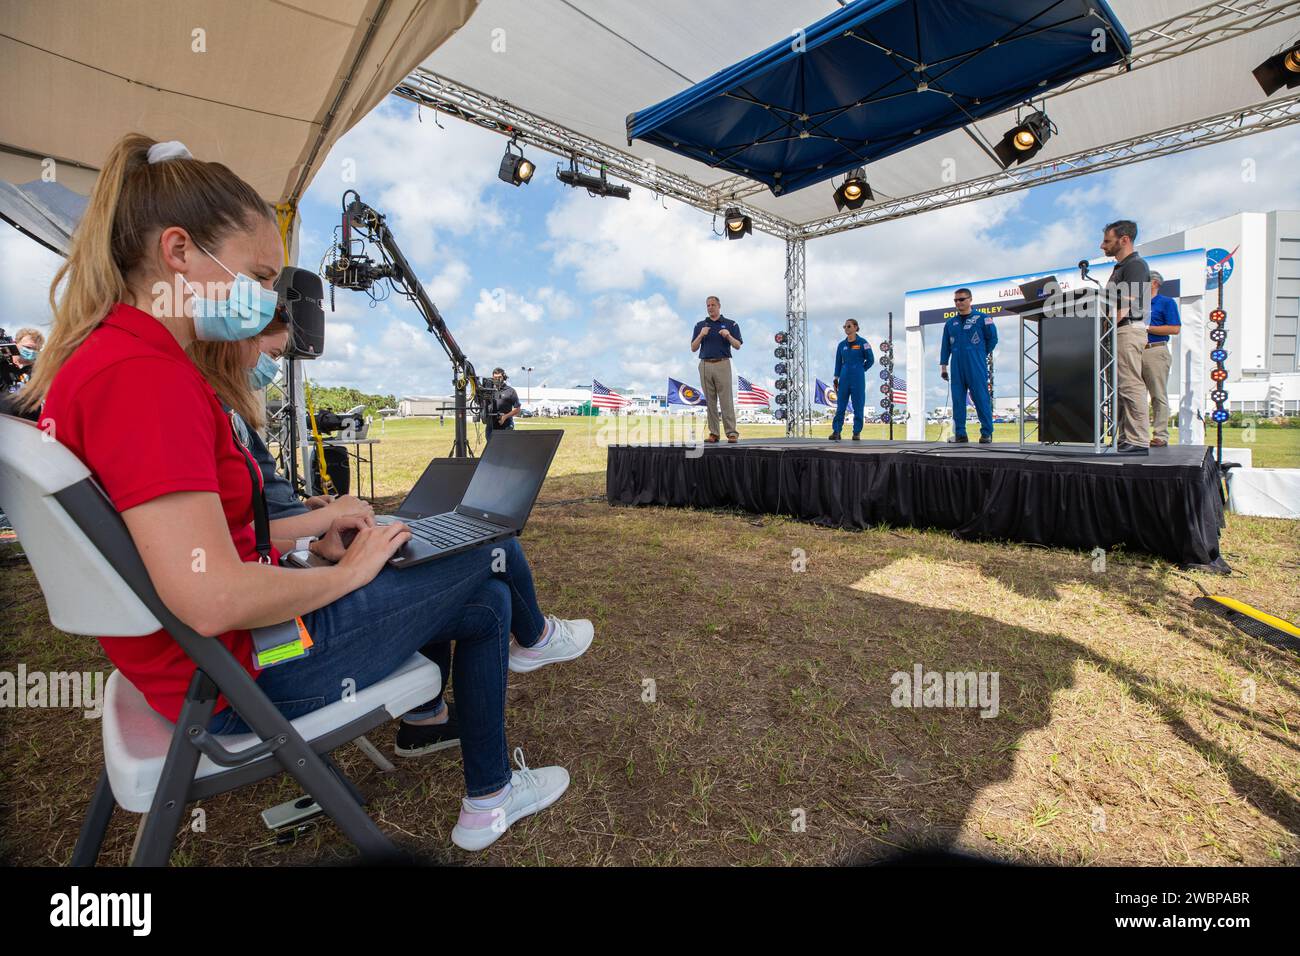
left=667, top=377, right=706, bottom=406
left=815, top=378, right=851, bottom=412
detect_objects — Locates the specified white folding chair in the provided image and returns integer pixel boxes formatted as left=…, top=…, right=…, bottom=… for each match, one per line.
left=0, top=414, right=439, bottom=865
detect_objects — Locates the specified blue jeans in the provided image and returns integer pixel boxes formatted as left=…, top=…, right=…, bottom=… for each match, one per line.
left=411, top=534, right=548, bottom=716
left=206, top=537, right=547, bottom=797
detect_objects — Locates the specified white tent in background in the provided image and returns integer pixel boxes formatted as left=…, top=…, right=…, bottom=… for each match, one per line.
left=0, top=0, right=478, bottom=211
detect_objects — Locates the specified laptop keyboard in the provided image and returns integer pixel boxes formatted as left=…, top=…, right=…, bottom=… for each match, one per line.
left=405, top=512, right=504, bottom=549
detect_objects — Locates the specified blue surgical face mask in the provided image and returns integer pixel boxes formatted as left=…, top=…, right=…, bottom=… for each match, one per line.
left=247, top=352, right=280, bottom=390
left=18, top=346, right=39, bottom=361
left=183, top=243, right=279, bottom=341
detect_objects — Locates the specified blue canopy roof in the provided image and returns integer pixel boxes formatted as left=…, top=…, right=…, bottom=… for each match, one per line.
left=627, top=0, right=1132, bottom=196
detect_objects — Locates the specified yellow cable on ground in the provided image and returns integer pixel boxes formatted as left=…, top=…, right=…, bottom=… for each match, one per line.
left=303, top=380, right=335, bottom=496
left=1209, top=596, right=1300, bottom=638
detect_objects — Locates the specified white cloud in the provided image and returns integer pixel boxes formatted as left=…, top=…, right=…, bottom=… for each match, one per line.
left=545, top=188, right=786, bottom=317
left=0, top=226, right=64, bottom=337
left=423, top=259, right=471, bottom=308
left=310, top=101, right=508, bottom=264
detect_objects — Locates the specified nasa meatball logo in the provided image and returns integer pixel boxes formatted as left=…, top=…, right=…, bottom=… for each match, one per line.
left=1206, top=247, right=1236, bottom=286
left=677, top=384, right=700, bottom=403
left=825, top=386, right=838, bottom=404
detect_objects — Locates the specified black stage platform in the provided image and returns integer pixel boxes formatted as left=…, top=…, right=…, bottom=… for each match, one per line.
left=606, top=439, right=1227, bottom=569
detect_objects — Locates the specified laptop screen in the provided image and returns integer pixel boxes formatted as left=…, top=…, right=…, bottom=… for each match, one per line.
left=456, top=430, right=562, bottom=528
left=399, top=457, right=478, bottom=518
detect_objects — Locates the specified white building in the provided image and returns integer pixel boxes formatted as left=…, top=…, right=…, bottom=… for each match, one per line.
left=1140, top=210, right=1300, bottom=413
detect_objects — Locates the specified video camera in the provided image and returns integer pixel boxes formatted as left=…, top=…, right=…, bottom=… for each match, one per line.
left=312, top=404, right=369, bottom=441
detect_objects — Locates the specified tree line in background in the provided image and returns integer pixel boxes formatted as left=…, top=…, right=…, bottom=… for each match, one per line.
left=309, top=385, right=397, bottom=419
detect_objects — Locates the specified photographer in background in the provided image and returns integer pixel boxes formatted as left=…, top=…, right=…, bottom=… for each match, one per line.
left=486, top=366, right=520, bottom=442
left=1, top=327, right=46, bottom=421
left=2, top=326, right=45, bottom=392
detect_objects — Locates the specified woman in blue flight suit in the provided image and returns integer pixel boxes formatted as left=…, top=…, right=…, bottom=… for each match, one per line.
left=830, top=319, right=874, bottom=441
left=940, top=289, right=998, bottom=443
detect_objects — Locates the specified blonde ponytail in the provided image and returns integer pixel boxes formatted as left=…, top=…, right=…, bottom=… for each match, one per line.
left=16, top=133, right=273, bottom=412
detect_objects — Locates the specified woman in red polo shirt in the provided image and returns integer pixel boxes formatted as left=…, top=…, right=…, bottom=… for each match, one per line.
left=20, top=134, right=591, bottom=852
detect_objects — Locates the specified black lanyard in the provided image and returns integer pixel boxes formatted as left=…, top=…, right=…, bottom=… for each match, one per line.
left=228, top=414, right=272, bottom=564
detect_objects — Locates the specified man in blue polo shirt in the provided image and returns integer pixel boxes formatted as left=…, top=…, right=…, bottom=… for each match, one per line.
left=1142, top=271, right=1181, bottom=447
left=690, top=295, right=743, bottom=442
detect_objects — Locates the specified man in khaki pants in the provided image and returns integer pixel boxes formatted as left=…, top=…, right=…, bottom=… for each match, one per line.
left=691, top=295, right=743, bottom=442
left=1100, top=220, right=1152, bottom=453
left=1142, top=272, right=1182, bottom=447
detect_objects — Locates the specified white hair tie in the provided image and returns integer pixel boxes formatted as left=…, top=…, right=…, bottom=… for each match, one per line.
left=147, top=140, right=193, bottom=164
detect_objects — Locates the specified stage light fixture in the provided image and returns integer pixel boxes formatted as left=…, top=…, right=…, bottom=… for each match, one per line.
left=832, top=168, right=872, bottom=211
left=880, top=384, right=891, bottom=395
left=775, top=362, right=788, bottom=375
left=775, top=392, right=788, bottom=405
left=1211, top=349, right=1227, bottom=363
left=557, top=158, right=631, bottom=199
left=775, top=378, right=788, bottom=391
left=774, top=331, right=787, bottom=344
left=1210, top=327, right=1227, bottom=344
left=774, top=346, right=788, bottom=359
left=1211, top=368, right=1228, bottom=382
left=879, top=399, right=891, bottom=409
left=1253, top=41, right=1300, bottom=96
left=881, top=412, right=892, bottom=424
left=723, top=207, right=752, bottom=239
left=879, top=341, right=891, bottom=352
left=994, top=110, right=1052, bottom=168
left=1212, top=408, right=1231, bottom=424
left=1210, top=308, right=1226, bottom=324
left=497, top=136, right=535, bottom=186
left=880, top=370, right=890, bottom=381
left=774, top=408, right=787, bottom=420
left=1211, top=389, right=1228, bottom=403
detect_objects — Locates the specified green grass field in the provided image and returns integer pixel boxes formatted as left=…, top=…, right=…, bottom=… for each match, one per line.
left=2, top=415, right=1297, bottom=866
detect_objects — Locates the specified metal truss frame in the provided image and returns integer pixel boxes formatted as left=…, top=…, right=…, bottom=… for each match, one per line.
left=799, top=92, right=1300, bottom=237
left=392, top=69, right=1300, bottom=244
left=783, top=238, right=810, bottom=437
left=393, top=70, right=797, bottom=239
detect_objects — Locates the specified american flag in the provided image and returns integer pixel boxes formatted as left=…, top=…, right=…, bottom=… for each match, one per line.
left=591, top=379, right=631, bottom=409
left=888, top=375, right=907, bottom=405
left=737, top=375, right=772, bottom=406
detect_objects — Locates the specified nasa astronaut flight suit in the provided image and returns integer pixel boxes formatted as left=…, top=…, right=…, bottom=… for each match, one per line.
left=941, top=310, right=998, bottom=439
left=831, top=336, right=874, bottom=437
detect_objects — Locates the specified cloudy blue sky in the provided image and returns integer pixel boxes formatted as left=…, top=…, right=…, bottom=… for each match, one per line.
left=4, top=98, right=1298, bottom=408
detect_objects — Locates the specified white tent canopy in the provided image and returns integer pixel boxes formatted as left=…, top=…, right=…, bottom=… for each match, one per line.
left=0, top=0, right=478, bottom=204
left=418, top=0, right=1300, bottom=235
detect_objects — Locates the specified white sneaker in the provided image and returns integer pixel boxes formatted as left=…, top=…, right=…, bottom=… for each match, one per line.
left=450, top=748, right=569, bottom=851
left=508, top=615, right=594, bottom=674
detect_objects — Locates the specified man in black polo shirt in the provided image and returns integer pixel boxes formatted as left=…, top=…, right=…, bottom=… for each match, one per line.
left=487, top=366, right=520, bottom=442
left=690, top=295, right=743, bottom=442
left=1100, top=219, right=1152, bottom=453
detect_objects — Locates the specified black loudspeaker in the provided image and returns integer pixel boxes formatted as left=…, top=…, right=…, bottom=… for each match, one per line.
left=308, top=445, right=350, bottom=496
left=276, top=266, right=326, bottom=359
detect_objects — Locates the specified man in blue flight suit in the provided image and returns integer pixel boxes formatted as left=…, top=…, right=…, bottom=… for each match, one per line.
left=940, top=288, right=998, bottom=444
left=829, top=319, right=874, bottom=441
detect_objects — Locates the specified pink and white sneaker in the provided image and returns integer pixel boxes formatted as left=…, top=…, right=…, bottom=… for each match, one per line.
left=508, top=615, right=594, bottom=674
left=450, top=748, right=569, bottom=851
